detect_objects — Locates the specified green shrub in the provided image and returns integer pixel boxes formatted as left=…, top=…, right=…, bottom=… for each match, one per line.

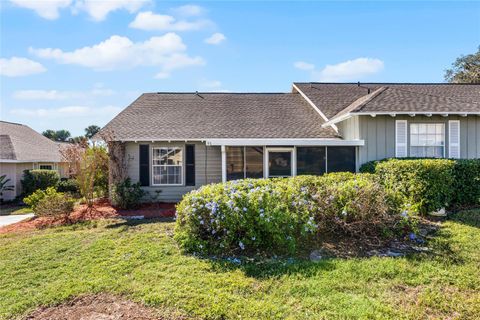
left=175, top=174, right=408, bottom=256
left=24, top=187, right=75, bottom=217
left=57, top=178, right=80, bottom=196
left=372, top=159, right=455, bottom=215
left=112, top=178, right=145, bottom=209
left=452, top=159, right=480, bottom=207
left=21, top=169, right=60, bottom=196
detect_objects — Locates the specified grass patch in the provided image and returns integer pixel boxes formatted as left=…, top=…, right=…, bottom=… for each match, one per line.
left=0, top=205, right=32, bottom=216
left=0, top=211, right=479, bottom=319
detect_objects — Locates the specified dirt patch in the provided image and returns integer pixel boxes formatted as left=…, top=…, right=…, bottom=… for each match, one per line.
left=0, top=200, right=176, bottom=234
left=24, top=294, right=189, bottom=320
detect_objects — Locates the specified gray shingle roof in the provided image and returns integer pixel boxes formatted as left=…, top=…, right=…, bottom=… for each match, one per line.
left=294, top=83, right=480, bottom=119
left=0, top=121, right=62, bottom=162
left=102, top=92, right=340, bottom=141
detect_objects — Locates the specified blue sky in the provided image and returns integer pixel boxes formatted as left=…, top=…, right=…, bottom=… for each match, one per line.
left=1, top=0, right=479, bottom=136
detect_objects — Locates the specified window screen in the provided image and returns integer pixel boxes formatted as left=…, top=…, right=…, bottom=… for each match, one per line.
left=296, top=147, right=326, bottom=175
left=245, top=147, right=263, bottom=178
left=226, top=146, right=244, bottom=180
left=327, top=147, right=356, bottom=173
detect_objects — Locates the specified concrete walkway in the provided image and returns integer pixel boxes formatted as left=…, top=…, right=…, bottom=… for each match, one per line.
left=0, top=213, right=34, bottom=227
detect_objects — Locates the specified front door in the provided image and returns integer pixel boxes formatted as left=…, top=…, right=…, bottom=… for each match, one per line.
left=266, top=148, right=293, bottom=177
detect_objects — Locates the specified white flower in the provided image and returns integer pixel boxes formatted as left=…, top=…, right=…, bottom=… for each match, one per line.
left=239, top=241, right=245, bottom=250
left=200, top=220, right=204, bottom=225
left=251, top=236, right=256, bottom=241
left=243, top=207, right=248, bottom=212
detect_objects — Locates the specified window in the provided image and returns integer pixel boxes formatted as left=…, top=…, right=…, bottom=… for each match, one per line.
left=152, top=147, right=183, bottom=185
left=39, top=164, right=53, bottom=170
left=327, top=147, right=356, bottom=173
left=226, top=146, right=263, bottom=180
left=268, top=149, right=292, bottom=177
left=410, top=123, right=445, bottom=158
left=297, top=147, right=326, bottom=175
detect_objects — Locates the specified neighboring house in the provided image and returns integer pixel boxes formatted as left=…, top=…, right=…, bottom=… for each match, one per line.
left=0, top=121, right=67, bottom=201
left=101, top=83, right=480, bottom=202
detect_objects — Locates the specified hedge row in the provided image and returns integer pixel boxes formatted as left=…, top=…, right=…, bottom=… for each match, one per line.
left=175, top=173, right=411, bottom=256
left=360, top=158, right=480, bottom=213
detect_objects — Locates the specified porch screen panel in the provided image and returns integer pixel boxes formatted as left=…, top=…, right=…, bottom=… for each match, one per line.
left=245, top=147, right=263, bottom=178
left=296, top=147, right=326, bottom=175
left=326, top=146, right=356, bottom=173
left=226, top=146, right=244, bottom=180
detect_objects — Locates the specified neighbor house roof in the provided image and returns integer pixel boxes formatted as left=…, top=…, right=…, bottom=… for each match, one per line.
left=0, top=121, right=63, bottom=162
left=293, top=83, right=480, bottom=125
left=101, top=92, right=340, bottom=141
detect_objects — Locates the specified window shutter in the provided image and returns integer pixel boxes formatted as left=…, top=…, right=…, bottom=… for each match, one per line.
left=185, top=144, right=195, bottom=186
left=139, top=145, right=150, bottom=186
left=395, top=120, right=408, bottom=157
left=449, top=120, right=460, bottom=159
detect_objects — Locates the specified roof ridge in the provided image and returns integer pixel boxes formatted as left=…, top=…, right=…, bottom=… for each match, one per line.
left=294, top=82, right=480, bottom=85
left=0, top=120, right=25, bottom=126
left=335, top=87, right=388, bottom=116
left=149, top=92, right=295, bottom=95
left=384, top=86, right=480, bottom=106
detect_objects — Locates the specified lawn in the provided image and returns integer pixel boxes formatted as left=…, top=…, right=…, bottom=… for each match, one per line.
left=0, top=204, right=32, bottom=216
left=0, top=211, right=479, bottom=320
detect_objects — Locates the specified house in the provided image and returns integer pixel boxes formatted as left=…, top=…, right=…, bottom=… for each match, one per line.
left=101, top=83, right=480, bottom=202
left=0, top=121, right=67, bottom=201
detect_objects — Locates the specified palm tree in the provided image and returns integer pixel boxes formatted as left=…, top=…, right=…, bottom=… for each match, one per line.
left=0, top=175, right=14, bottom=203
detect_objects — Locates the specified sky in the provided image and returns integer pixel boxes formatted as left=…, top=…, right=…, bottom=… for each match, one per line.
left=1, top=0, right=479, bottom=136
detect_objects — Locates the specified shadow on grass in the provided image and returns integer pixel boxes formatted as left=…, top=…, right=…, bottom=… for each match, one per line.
left=207, top=255, right=337, bottom=279
left=105, top=217, right=175, bottom=229
left=201, top=224, right=466, bottom=280
left=449, top=210, right=480, bottom=229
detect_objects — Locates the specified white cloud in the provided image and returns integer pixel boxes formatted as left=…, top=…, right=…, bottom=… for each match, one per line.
left=172, top=4, right=204, bottom=17
left=0, top=57, right=47, bottom=77
left=10, top=0, right=149, bottom=21
left=204, top=33, right=226, bottom=45
left=129, top=11, right=212, bottom=31
left=9, top=0, right=72, bottom=20
left=294, top=61, right=315, bottom=71
left=73, top=0, right=150, bottom=21
left=12, top=88, right=114, bottom=100
left=30, top=33, right=205, bottom=76
left=314, top=58, right=384, bottom=82
left=10, top=105, right=121, bottom=118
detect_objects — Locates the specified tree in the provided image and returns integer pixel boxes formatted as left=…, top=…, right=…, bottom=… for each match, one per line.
left=42, top=129, right=57, bottom=140
left=55, top=130, right=71, bottom=142
left=69, top=136, right=88, bottom=145
left=42, top=129, right=71, bottom=142
left=85, top=125, right=101, bottom=139
left=445, top=46, right=480, bottom=83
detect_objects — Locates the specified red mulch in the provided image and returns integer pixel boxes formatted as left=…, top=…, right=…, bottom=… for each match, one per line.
left=0, top=199, right=176, bottom=234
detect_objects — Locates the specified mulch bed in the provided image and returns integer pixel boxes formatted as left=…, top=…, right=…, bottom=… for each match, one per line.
left=24, top=293, right=189, bottom=320
left=0, top=199, right=176, bottom=234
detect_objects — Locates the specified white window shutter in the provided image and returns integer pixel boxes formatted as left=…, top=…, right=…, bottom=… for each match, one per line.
left=449, top=120, right=460, bottom=159
left=395, top=120, right=408, bottom=157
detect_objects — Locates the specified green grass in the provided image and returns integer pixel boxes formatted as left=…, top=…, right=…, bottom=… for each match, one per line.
left=0, top=205, right=32, bottom=216
left=0, top=211, right=479, bottom=320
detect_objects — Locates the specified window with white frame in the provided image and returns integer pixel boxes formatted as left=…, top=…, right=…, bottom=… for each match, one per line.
left=410, top=123, right=445, bottom=158
left=39, top=164, right=53, bottom=170
left=152, top=147, right=183, bottom=185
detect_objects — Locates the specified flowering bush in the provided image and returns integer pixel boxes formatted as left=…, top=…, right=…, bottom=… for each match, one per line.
left=175, top=173, right=409, bottom=256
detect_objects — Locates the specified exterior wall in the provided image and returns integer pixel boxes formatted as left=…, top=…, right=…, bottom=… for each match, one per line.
left=125, top=141, right=222, bottom=202
left=345, top=115, right=480, bottom=168
left=0, top=163, right=17, bottom=201
left=0, top=162, right=68, bottom=201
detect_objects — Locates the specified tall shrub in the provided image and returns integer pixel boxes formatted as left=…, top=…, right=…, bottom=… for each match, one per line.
left=452, top=159, right=480, bottom=207
left=21, top=169, right=60, bottom=196
left=373, top=159, right=455, bottom=215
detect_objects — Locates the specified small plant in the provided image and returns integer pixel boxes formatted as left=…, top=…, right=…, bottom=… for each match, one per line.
left=112, top=178, right=145, bottom=209
left=24, top=187, right=75, bottom=217
left=57, top=178, right=80, bottom=196
left=0, top=175, right=14, bottom=203
left=21, top=170, right=60, bottom=196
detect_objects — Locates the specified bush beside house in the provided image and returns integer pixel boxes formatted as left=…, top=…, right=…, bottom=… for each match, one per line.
left=361, top=158, right=480, bottom=212
left=175, top=174, right=411, bottom=256
left=21, top=169, right=60, bottom=196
